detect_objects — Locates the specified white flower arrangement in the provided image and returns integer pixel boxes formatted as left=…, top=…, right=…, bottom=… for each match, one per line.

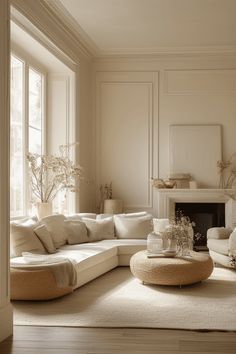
left=27, top=143, right=82, bottom=203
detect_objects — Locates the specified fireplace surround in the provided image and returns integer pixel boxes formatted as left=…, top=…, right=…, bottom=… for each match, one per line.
left=157, top=189, right=236, bottom=249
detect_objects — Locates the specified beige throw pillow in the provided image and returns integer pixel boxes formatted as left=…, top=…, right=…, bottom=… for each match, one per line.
left=114, top=214, right=153, bottom=239
left=34, top=225, right=57, bottom=253
left=41, top=214, right=67, bottom=248
left=64, top=220, right=89, bottom=244
left=10, top=223, right=45, bottom=257
left=82, top=217, right=115, bottom=242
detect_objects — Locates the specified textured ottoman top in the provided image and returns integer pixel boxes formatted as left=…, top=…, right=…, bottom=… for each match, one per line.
left=130, top=250, right=214, bottom=286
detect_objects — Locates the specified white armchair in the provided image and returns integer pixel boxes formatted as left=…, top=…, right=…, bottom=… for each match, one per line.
left=207, top=227, right=236, bottom=268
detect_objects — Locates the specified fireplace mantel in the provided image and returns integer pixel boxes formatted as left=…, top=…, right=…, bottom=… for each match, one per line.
left=157, top=189, right=236, bottom=228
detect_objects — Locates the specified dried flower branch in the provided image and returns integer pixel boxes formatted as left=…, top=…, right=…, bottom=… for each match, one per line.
left=100, top=182, right=113, bottom=200
left=27, top=143, right=82, bottom=203
left=217, top=153, right=236, bottom=189
left=162, top=212, right=197, bottom=255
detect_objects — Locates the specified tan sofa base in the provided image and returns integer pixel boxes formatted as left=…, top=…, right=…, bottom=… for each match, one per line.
left=11, top=268, right=73, bottom=301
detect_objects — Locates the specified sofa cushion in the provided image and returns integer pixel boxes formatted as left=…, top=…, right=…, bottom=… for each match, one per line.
left=58, top=242, right=117, bottom=273
left=207, top=239, right=229, bottom=256
left=58, top=239, right=147, bottom=273
left=34, top=225, right=57, bottom=254
left=82, top=217, right=115, bottom=241
left=64, top=220, right=89, bottom=245
left=10, top=222, right=45, bottom=257
left=41, top=214, right=67, bottom=248
left=114, top=214, right=153, bottom=239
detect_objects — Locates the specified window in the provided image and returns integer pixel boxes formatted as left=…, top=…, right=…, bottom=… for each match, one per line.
left=10, top=54, right=45, bottom=217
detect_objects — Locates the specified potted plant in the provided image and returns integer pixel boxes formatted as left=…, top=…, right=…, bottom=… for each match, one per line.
left=99, top=182, right=123, bottom=214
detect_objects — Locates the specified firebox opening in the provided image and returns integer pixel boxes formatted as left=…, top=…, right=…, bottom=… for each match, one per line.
left=175, top=202, right=225, bottom=251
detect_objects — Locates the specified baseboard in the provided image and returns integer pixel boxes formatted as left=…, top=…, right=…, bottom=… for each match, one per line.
left=0, top=303, right=13, bottom=342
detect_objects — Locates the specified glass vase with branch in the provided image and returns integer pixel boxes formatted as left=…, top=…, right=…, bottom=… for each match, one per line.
left=27, top=143, right=82, bottom=218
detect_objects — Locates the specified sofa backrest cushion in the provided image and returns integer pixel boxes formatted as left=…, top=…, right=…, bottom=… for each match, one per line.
left=82, top=217, right=115, bottom=241
left=41, top=214, right=67, bottom=248
left=117, top=211, right=148, bottom=218
left=34, top=225, right=57, bottom=253
left=114, top=214, right=153, bottom=239
left=66, top=213, right=97, bottom=221
left=96, top=214, right=113, bottom=220
left=64, top=220, right=89, bottom=245
left=10, top=222, right=45, bottom=257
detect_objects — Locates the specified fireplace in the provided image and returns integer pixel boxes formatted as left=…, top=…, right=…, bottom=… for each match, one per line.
left=175, top=202, right=225, bottom=250
left=157, top=188, right=236, bottom=249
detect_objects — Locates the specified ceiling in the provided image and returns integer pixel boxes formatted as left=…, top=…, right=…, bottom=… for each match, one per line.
left=51, top=0, right=236, bottom=56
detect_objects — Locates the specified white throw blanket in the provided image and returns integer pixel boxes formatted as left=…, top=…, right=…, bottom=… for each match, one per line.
left=11, top=253, right=77, bottom=288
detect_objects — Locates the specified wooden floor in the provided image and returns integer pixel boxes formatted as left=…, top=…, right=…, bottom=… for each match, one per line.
left=0, top=326, right=236, bottom=354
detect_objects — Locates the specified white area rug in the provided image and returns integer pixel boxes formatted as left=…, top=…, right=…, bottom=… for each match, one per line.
left=13, top=266, right=236, bottom=331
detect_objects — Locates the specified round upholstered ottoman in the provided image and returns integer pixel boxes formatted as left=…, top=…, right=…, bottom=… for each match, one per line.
left=130, top=250, right=214, bottom=286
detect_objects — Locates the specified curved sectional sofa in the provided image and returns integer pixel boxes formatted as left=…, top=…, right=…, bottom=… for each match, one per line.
left=10, top=212, right=151, bottom=300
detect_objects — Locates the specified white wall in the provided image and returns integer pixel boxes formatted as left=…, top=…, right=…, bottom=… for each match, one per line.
left=0, top=0, right=13, bottom=342
left=93, top=54, right=236, bottom=215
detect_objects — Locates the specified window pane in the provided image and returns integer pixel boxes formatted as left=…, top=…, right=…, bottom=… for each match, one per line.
left=29, top=68, right=42, bottom=129
left=28, top=126, right=42, bottom=154
left=10, top=56, right=24, bottom=217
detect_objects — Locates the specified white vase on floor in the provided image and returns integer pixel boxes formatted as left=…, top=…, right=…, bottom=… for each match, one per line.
left=35, top=202, right=52, bottom=220
left=103, top=199, right=123, bottom=214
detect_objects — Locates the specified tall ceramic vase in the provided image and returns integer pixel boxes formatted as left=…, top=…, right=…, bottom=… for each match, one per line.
left=103, top=199, right=123, bottom=214
left=35, top=202, right=52, bottom=220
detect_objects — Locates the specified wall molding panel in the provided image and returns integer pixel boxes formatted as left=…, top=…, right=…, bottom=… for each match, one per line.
left=95, top=72, right=158, bottom=213
left=164, top=69, right=236, bottom=95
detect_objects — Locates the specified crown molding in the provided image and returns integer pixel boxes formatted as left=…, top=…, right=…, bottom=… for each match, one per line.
left=11, top=0, right=93, bottom=62
left=94, top=45, right=236, bottom=59
left=93, top=51, right=236, bottom=64
left=46, top=0, right=99, bottom=56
